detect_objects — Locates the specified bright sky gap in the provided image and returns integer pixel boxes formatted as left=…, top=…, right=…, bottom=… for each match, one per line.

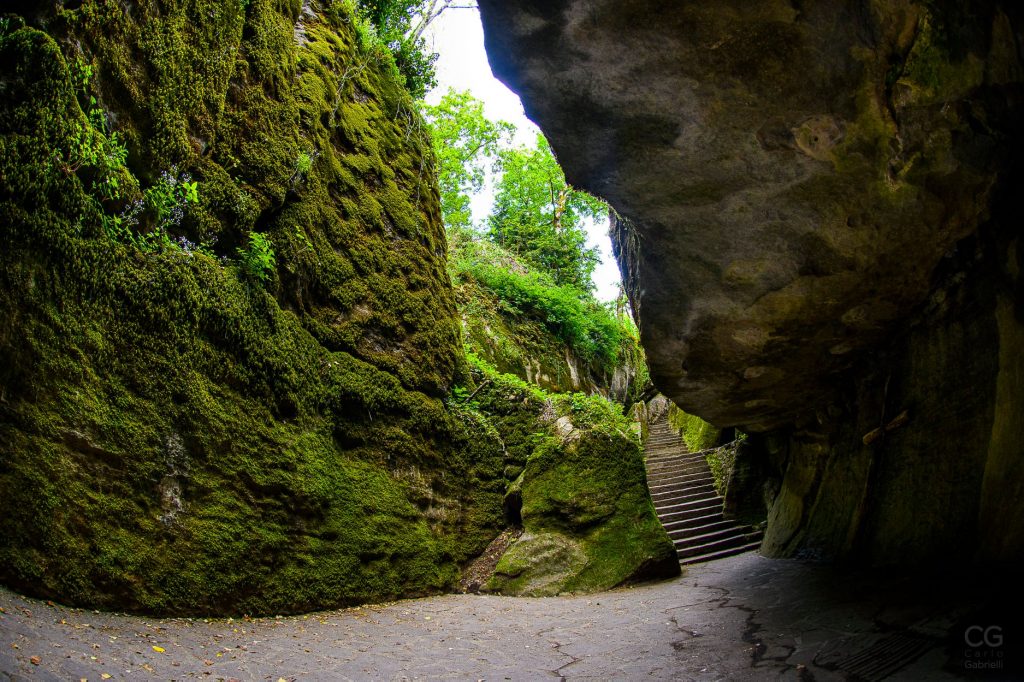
left=424, top=8, right=622, bottom=302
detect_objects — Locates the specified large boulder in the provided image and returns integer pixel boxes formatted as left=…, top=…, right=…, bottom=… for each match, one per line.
left=479, top=0, right=1024, bottom=565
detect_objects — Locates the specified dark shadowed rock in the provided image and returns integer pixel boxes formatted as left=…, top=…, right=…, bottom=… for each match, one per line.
left=479, top=0, right=1017, bottom=429
left=479, top=0, right=1024, bottom=565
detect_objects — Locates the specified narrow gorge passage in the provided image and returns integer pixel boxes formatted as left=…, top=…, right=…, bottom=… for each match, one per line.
left=2, top=553, right=1015, bottom=680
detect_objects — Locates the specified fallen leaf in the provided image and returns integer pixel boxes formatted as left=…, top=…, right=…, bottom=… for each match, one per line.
left=30, top=656, right=41, bottom=665
left=101, top=674, right=112, bottom=680
left=152, top=645, right=165, bottom=653
left=203, top=659, right=213, bottom=666
left=143, top=664, right=155, bottom=673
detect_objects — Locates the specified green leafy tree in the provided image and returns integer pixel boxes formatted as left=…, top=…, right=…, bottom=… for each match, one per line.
left=421, top=88, right=513, bottom=234
left=357, top=0, right=476, bottom=99
left=488, top=134, right=606, bottom=291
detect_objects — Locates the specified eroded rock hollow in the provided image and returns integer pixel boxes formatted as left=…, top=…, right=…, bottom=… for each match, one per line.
left=479, top=0, right=1024, bottom=565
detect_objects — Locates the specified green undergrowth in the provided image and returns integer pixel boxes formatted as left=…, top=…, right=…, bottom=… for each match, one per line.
left=459, top=356, right=679, bottom=596
left=451, top=237, right=648, bottom=399
left=0, top=3, right=491, bottom=615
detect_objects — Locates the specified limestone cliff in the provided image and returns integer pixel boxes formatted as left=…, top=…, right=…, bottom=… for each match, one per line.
left=479, top=0, right=1024, bottom=565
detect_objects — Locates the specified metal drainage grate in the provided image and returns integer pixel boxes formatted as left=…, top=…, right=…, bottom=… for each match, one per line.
left=832, top=631, right=936, bottom=681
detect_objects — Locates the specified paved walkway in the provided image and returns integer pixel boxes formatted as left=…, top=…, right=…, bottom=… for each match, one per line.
left=1, top=553, right=1014, bottom=680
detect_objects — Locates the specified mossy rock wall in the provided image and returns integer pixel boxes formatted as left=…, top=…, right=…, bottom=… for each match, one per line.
left=667, top=403, right=721, bottom=453
left=0, top=3, right=508, bottom=614
left=457, top=274, right=647, bottom=404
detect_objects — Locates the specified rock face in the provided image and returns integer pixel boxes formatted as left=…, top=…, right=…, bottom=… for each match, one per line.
left=0, top=1, right=674, bottom=614
left=476, top=381, right=679, bottom=596
left=0, top=2, right=488, bottom=614
left=479, top=0, right=1024, bottom=565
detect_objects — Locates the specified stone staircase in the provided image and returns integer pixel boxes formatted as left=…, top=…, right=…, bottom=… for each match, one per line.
left=645, top=418, right=763, bottom=565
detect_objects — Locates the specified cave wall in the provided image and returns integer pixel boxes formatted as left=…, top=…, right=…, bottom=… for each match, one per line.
left=478, top=0, right=1024, bottom=566
left=762, top=221, right=1023, bottom=565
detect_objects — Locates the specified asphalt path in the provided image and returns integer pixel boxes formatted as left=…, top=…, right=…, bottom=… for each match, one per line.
left=2, top=552, right=1012, bottom=680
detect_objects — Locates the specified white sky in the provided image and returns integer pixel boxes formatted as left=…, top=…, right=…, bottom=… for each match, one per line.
left=423, top=8, right=622, bottom=302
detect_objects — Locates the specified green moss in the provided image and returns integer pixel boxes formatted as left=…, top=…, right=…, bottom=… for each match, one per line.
left=453, top=239, right=647, bottom=400
left=668, top=403, right=721, bottom=452
left=0, top=3, right=483, bottom=615
left=895, top=15, right=985, bottom=106
left=468, top=361, right=678, bottom=596
left=486, top=425, right=678, bottom=595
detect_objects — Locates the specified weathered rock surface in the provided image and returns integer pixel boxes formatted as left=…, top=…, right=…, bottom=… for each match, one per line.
left=0, top=1, right=672, bottom=615
left=479, top=0, right=1024, bottom=565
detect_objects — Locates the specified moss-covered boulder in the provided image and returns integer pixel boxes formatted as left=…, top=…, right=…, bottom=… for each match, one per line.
left=0, top=2, right=511, bottom=615
left=468, top=372, right=679, bottom=596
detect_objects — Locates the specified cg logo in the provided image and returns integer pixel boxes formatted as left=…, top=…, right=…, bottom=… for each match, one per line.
left=965, top=625, right=1003, bottom=648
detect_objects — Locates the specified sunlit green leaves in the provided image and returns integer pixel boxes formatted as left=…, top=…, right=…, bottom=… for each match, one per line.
left=420, top=88, right=513, bottom=232
left=489, top=134, right=605, bottom=292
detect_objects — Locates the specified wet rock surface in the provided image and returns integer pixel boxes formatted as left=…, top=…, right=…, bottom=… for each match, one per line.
left=2, top=553, right=1018, bottom=680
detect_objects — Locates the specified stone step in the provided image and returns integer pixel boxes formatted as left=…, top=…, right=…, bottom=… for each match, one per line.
left=663, top=517, right=735, bottom=535
left=649, top=475, right=712, bottom=492
left=668, top=524, right=747, bottom=545
left=664, top=511, right=733, bottom=530
left=646, top=450, right=705, bottom=462
left=649, top=464, right=712, bottom=478
left=679, top=540, right=763, bottom=566
left=645, top=451, right=697, bottom=460
left=655, top=495, right=722, bottom=514
left=649, top=485, right=718, bottom=505
left=657, top=502, right=723, bottom=524
left=646, top=458, right=706, bottom=472
left=647, top=461, right=711, bottom=476
left=649, top=470, right=714, bottom=485
left=650, top=481, right=716, bottom=500
left=677, top=532, right=762, bottom=559
left=646, top=452, right=705, bottom=463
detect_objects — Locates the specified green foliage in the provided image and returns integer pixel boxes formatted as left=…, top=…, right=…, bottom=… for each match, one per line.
left=489, top=135, right=606, bottom=291
left=355, top=0, right=439, bottom=99
left=457, top=259, right=624, bottom=366
left=52, top=57, right=132, bottom=203
left=143, top=169, right=199, bottom=229
left=420, top=89, right=513, bottom=232
left=295, top=151, right=313, bottom=177
left=237, top=232, right=276, bottom=282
